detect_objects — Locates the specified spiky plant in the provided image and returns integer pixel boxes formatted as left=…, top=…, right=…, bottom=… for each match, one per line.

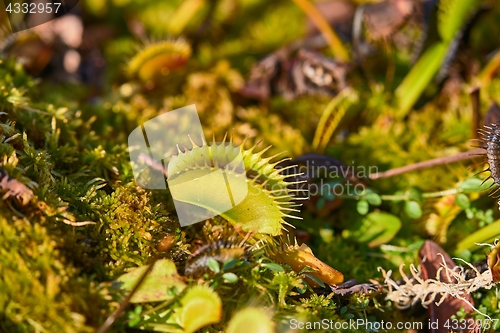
left=167, top=134, right=305, bottom=235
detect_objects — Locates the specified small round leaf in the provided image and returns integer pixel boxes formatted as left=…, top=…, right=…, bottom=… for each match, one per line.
left=207, top=258, right=220, bottom=273
left=357, top=200, right=369, bottom=215
left=405, top=200, right=422, bottom=219
left=365, top=192, right=382, bottom=206
left=222, top=272, right=238, bottom=284
left=260, top=263, right=284, bottom=272
left=455, top=193, right=470, bottom=209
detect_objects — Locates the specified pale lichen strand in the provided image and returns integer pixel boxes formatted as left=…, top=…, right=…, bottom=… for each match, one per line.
left=167, top=135, right=305, bottom=235
left=378, top=255, right=496, bottom=318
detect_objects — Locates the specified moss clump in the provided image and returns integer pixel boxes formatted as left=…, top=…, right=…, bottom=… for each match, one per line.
left=0, top=58, right=178, bottom=330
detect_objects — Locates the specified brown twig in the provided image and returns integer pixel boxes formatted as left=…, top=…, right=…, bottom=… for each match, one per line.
left=470, top=86, right=481, bottom=140
left=16, top=104, right=52, bottom=115
left=370, top=148, right=486, bottom=180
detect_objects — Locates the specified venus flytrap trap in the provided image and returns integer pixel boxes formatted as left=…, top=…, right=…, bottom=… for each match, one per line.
left=127, top=39, right=191, bottom=84
left=166, top=136, right=305, bottom=234
left=129, top=105, right=306, bottom=233
left=226, top=307, right=275, bottom=333
left=173, top=285, right=222, bottom=333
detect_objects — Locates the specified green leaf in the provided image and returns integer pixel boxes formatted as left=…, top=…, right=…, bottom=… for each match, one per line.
left=117, top=259, right=186, bottom=303
left=395, top=43, right=448, bottom=117
left=221, top=258, right=238, bottom=271
left=261, top=263, right=284, bottom=272
left=222, top=272, right=238, bottom=284
left=460, top=177, right=493, bottom=192
left=395, top=0, right=479, bottom=117
left=455, top=220, right=500, bottom=254
left=357, top=200, right=369, bottom=215
left=455, top=193, right=470, bottom=209
left=128, top=305, right=143, bottom=327
left=407, top=187, right=423, bottom=202
left=346, top=212, right=402, bottom=247
left=303, top=274, right=325, bottom=288
left=438, top=0, right=479, bottom=41
left=365, top=192, right=382, bottom=206
left=207, top=258, right=220, bottom=273
left=405, top=201, right=422, bottom=219
left=298, top=266, right=318, bottom=274
left=296, top=284, right=307, bottom=294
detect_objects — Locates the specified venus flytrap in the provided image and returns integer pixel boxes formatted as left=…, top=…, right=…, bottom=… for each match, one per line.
left=127, top=39, right=191, bottom=84
left=166, top=135, right=305, bottom=235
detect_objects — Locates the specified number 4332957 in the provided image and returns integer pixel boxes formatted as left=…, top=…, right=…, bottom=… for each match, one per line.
left=5, top=2, right=62, bottom=14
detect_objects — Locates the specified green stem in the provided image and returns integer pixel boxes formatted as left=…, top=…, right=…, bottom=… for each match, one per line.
left=335, top=188, right=460, bottom=201
left=292, top=0, right=349, bottom=62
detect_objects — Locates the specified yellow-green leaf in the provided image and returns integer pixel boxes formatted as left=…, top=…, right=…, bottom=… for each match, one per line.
left=117, top=259, right=186, bottom=303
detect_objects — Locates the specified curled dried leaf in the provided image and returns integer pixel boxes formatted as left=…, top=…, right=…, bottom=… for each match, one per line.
left=268, top=238, right=344, bottom=287
left=488, top=240, right=500, bottom=283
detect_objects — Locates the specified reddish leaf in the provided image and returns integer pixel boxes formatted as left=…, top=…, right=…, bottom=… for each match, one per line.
left=419, top=240, right=480, bottom=333
left=484, top=101, right=500, bottom=127
left=488, top=241, right=500, bottom=283
left=363, top=0, right=415, bottom=40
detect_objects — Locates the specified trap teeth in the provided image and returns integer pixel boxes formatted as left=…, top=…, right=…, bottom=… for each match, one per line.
left=167, top=136, right=304, bottom=235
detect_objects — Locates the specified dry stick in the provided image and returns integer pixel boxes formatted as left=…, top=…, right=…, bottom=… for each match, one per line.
left=369, top=148, right=486, bottom=180
left=470, top=86, right=481, bottom=140
left=96, top=258, right=158, bottom=333
left=16, top=104, right=52, bottom=115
